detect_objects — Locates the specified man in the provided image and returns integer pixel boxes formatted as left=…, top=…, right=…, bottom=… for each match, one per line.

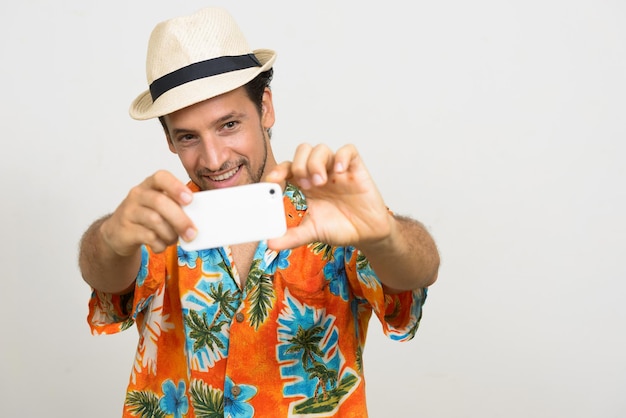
left=79, top=7, right=439, bottom=417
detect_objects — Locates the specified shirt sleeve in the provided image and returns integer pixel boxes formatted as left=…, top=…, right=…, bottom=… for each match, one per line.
left=346, top=247, right=427, bottom=342
left=87, top=245, right=166, bottom=335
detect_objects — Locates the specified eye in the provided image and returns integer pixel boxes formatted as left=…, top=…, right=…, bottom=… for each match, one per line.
left=223, top=120, right=239, bottom=130
left=178, top=134, right=196, bottom=142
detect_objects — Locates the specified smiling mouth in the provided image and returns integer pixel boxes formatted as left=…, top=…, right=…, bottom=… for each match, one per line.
left=208, top=166, right=240, bottom=181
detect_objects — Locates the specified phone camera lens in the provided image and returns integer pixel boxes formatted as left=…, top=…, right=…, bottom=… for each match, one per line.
left=269, top=188, right=275, bottom=195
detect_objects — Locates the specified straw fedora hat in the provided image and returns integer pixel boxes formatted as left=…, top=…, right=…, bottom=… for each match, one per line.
left=129, top=7, right=276, bottom=120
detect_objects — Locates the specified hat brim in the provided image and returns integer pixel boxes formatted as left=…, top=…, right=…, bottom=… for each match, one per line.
left=129, top=49, right=276, bottom=120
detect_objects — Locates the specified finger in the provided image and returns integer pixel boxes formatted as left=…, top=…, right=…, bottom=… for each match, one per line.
left=122, top=217, right=170, bottom=254
left=333, top=144, right=359, bottom=174
left=136, top=188, right=197, bottom=242
left=144, top=170, right=193, bottom=206
left=108, top=192, right=185, bottom=251
left=263, top=161, right=293, bottom=184
left=130, top=203, right=181, bottom=245
left=290, top=143, right=314, bottom=189
left=306, top=144, right=334, bottom=186
left=127, top=173, right=196, bottom=242
left=102, top=171, right=196, bottom=256
left=101, top=204, right=175, bottom=256
left=129, top=220, right=170, bottom=254
left=267, top=224, right=314, bottom=251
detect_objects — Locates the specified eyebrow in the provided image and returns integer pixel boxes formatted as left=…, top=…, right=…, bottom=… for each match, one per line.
left=214, top=111, right=247, bottom=126
left=169, top=127, right=194, bottom=137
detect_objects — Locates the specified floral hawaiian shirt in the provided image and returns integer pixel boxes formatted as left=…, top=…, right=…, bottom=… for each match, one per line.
left=88, top=183, right=427, bottom=417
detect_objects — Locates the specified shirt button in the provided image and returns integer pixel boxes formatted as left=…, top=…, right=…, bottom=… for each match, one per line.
left=235, top=312, right=245, bottom=322
left=231, top=385, right=242, bottom=397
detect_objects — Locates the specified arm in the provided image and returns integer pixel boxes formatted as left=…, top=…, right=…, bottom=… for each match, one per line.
left=78, top=214, right=142, bottom=294
left=358, top=214, right=439, bottom=293
left=265, top=143, right=439, bottom=292
left=78, top=170, right=196, bottom=294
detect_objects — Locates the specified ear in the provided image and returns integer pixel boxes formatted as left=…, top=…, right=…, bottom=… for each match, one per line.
left=260, top=87, right=275, bottom=130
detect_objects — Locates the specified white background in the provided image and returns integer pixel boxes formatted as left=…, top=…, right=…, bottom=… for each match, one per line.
left=1, top=1, right=625, bottom=417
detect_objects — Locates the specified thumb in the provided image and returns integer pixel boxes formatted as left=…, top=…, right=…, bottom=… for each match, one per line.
left=267, top=224, right=314, bottom=251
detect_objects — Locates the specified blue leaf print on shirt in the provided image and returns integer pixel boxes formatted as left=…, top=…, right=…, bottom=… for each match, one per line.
left=199, top=248, right=224, bottom=273
left=277, top=290, right=342, bottom=399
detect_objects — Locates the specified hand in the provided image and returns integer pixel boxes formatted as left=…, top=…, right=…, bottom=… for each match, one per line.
left=264, top=143, right=393, bottom=250
left=100, top=170, right=196, bottom=256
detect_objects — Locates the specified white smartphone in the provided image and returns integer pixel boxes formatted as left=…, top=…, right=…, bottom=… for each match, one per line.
left=179, top=182, right=287, bottom=251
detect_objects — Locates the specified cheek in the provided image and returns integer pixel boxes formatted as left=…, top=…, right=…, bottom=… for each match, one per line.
left=176, top=150, right=199, bottom=171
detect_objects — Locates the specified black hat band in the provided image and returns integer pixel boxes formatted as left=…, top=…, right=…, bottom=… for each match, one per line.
left=149, top=53, right=261, bottom=101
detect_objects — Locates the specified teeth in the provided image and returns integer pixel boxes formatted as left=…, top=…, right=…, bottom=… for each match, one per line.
left=210, top=166, right=239, bottom=181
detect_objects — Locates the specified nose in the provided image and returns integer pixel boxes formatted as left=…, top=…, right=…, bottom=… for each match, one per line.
left=200, top=136, right=228, bottom=172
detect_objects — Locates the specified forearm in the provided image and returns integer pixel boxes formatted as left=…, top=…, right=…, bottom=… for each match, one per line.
left=360, top=214, right=439, bottom=293
left=78, top=215, right=141, bottom=294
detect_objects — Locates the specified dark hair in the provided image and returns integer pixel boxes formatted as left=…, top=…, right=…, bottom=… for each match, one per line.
left=244, top=68, right=274, bottom=114
left=158, top=68, right=274, bottom=134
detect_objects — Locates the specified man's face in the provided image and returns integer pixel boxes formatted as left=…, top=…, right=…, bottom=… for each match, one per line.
left=163, top=86, right=276, bottom=191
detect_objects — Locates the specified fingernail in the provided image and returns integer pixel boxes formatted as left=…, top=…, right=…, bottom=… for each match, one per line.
left=335, top=163, right=344, bottom=173
left=184, top=228, right=196, bottom=241
left=312, top=174, right=324, bottom=185
left=299, top=178, right=311, bottom=190
left=181, top=192, right=193, bottom=204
